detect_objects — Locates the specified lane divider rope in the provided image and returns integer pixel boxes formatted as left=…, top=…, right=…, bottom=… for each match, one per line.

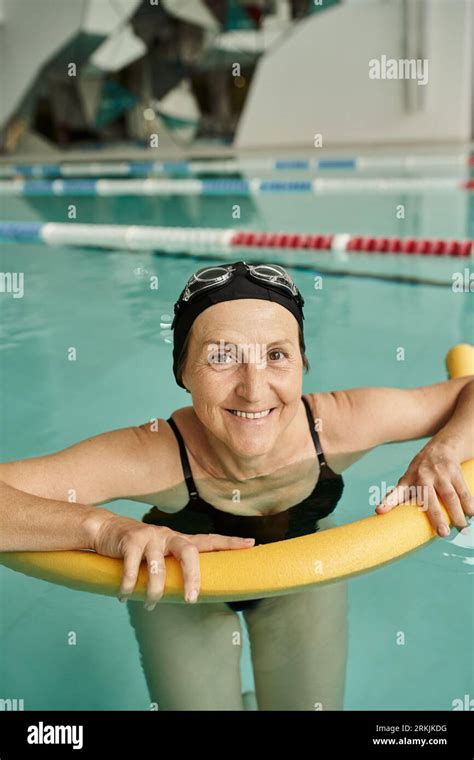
left=0, top=154, right=472, bottom=178
left=0, top=177, right=472, bottom=196
left=0, top=222, right=471, bottom=257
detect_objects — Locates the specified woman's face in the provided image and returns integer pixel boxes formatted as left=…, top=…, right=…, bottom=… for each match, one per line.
left=181, top=299, right=303, bottom=458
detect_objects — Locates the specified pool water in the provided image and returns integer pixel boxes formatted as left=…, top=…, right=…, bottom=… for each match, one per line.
left=0, top=173, right=473, bottom=710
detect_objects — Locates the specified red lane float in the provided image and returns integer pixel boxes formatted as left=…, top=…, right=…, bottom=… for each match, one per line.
left=230, top=232, right=473, bottom=257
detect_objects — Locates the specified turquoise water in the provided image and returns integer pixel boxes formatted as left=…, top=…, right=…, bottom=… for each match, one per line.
left=0, top=180, right=473, bottom=710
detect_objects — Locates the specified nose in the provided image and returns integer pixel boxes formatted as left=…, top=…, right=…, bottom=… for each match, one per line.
left=234, top=358, right=268, bottom=402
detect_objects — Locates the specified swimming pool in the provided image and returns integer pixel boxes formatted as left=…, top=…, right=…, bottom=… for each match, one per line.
left=0, top=161, right=473, bottom=710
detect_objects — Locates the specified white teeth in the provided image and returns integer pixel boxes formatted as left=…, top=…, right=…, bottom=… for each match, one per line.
left=229, top=409, right=271, bottom=419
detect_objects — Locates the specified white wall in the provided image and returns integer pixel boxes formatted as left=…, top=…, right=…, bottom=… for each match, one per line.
left=235, top=0, right=472, bottom=149
left=0, top=0, right=84, bottom=129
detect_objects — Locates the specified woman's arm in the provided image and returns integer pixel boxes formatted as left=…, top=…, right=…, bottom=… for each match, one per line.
left=316, top=375, right=474, bottom=453
left=312, top=377, right=474, bottom=536
left=375, top=381, right=474, bottom=535
left=0, top=421, right=173, bottom=551
left=424, top=379, right=474, bottom=461
left=0, top=421, right=254, bottom=607
left=0, top=479, right=109, bottom=552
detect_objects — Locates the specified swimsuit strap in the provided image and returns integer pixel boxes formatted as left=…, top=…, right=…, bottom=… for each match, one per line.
left=301, top=395, right=330, bottom=470
left=167, top=417, right=199, bottom=501
left=168, top=398, right=337, bottom=502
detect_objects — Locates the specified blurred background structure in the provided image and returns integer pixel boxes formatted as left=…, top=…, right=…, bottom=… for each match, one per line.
left=0, top=0, right=471, bottom=157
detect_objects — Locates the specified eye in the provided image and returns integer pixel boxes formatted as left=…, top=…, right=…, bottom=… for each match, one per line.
left=268, top=349, right=286, bottom=361
left=211, top=352, right=237, bottom=365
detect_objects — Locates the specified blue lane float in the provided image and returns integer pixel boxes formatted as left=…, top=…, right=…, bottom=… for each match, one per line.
left=0, top=222, right=43, bottom=241
left=0, top=154, right=470, bottom=179
left=0, top=176, right=469, bottom=197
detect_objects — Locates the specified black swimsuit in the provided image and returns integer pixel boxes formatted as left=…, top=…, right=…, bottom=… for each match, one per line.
left=142, top=396, right=344, bottom=612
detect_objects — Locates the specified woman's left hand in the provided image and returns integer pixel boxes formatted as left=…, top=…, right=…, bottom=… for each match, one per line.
left=375, top=439, right=474, bottom=537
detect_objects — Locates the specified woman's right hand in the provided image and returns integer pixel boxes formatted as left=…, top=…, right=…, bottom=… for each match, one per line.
left=92, top=513, right=255, bottom=610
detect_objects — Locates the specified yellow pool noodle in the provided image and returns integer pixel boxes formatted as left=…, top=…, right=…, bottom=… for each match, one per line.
left=1, top=344, right=473, bottom=603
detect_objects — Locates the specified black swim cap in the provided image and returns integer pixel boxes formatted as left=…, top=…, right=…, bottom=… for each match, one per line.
left=172, top=261, right=305, bottom=389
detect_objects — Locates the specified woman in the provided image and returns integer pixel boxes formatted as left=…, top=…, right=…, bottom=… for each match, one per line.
left=0, top=261, right=472, bottom=711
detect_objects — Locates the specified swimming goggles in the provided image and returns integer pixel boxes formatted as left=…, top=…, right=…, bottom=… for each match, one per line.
left=172, top=262, right=304, bottom=325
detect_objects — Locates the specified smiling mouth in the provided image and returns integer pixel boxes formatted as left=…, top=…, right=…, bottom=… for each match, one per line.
left=226, top=408, right=276, bottom=419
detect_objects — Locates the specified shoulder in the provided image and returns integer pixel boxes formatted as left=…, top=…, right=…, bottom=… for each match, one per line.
left=81, top=411, right=192, bottom=510
left=135, top=410, right=187, bottom=463
left=0, top=415, right=190, bottom=509
left=135, top=405, right=199, bottom=473
left=304, top=391, right=374, bottom=473
left=304, top=391, right=344, bottom=448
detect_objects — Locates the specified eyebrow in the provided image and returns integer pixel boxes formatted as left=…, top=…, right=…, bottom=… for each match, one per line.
left=200, top=338, right=295, bottom=348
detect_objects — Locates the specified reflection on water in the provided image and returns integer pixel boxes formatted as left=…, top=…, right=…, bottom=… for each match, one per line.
left=439, top=523, right=474, bottom=572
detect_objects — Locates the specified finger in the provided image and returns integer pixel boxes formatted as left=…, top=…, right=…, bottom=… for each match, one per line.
left=166, top=534, right=201, bottom=603
left=451, top=471, right=474, bottom=522
left=435, top=482, right=468, bottom=530
left=119, top=544, right=144, bottom=601
left=423, top=487, right=450, bottom=537
left=414, top=483, right=431, bottom=513
left=142, top=544, right=167, bottom=611
left=376, top=484, right=408, bottom=512
left=188, top=533, right=255, bottom=552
